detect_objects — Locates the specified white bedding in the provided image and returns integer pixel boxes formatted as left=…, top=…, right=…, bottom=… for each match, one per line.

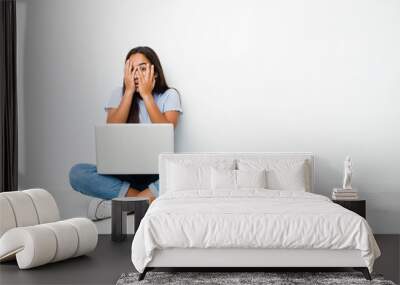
left=131, top=190, right=380, bottom=273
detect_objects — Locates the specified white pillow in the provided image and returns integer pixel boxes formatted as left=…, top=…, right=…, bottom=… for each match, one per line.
left=211, top=168, right=236, bottom=189
left=237, top=159, right=309, bottom=191
left=237, top=169, right=267, bottom=188
left=211, top=168, right=267, bottom=190
left=166, top=159, right=235, bottom=191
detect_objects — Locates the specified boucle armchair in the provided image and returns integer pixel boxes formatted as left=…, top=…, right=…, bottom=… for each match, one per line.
left=0, top=188, right=98, bottom=269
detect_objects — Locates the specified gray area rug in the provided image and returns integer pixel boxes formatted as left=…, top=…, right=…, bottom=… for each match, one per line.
left=116, top=271, right=396, bottom=285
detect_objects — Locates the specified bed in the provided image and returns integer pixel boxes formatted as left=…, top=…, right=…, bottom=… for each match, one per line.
left=131, top=153, right=380, bottom=280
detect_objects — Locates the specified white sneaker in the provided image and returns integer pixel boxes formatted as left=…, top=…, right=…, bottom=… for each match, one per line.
left=87, top=198, right=111, bottom=221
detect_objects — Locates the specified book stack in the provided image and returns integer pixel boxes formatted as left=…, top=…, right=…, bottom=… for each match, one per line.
left=332, top=188, right=359, bottom=200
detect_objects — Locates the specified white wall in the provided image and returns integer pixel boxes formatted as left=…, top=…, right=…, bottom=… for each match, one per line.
left=17, top=0, right=400, bottom=233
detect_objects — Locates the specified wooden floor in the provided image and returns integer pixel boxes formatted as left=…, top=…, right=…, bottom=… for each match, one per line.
left=0, top=235, right=398, bottom=285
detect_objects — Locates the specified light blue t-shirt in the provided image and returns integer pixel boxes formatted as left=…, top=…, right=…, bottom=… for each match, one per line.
left=104, top=87, right=183, bottom=123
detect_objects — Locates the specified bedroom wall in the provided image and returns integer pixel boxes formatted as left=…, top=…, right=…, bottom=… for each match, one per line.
left=16, top=0, right=400, bottom=233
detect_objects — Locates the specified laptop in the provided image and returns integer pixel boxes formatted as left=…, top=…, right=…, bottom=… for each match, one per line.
left=95, top=124, right=174, bottom=174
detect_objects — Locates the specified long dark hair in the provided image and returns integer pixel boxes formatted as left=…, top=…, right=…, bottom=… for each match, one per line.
left=123, top=46, right=171, bottom=123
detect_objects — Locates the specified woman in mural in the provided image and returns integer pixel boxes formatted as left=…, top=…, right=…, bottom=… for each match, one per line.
left=69, top=46, right=182, bottom=220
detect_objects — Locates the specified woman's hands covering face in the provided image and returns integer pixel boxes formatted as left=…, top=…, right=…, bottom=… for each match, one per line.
left=137, top=63, right=156, bottom=99
left=124, top=59, right=136, bottom=94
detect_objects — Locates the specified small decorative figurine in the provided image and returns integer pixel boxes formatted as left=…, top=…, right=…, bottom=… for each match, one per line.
left=342, top=156, right=353, bottom=190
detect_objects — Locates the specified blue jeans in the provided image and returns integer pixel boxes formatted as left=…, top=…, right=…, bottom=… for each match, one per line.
left=69, top=163, right=159, bottom=200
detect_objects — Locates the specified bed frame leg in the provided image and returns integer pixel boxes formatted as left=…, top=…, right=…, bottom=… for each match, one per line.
left=354, top=267, right=371, bottom=280
left=138, top=268, right=148, bottom=281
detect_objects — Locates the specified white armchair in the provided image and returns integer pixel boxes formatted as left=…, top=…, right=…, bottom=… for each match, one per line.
left=0, top=188, right=98, bottom=269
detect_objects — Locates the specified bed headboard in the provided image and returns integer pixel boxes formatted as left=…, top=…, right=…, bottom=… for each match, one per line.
left=158, top=152, right=314, bottom=196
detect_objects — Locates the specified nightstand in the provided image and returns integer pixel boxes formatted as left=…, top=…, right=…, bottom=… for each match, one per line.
left=332, top=199, right=366, bottom=219
left=111, top=197, right=149, bottom=242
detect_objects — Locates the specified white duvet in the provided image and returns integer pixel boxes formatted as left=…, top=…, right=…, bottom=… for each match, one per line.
left=131, top=190, right=380, bottom=273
